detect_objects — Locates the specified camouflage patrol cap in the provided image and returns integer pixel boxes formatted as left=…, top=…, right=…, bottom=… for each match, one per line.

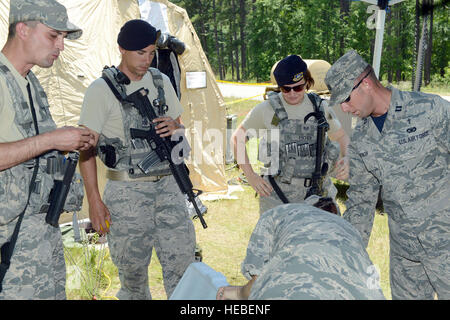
left=325, top=50, right=369, bottom=108
left=9, top=0, right=82, bottom=40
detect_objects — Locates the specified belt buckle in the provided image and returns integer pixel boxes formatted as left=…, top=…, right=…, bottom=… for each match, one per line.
left=304, top=178, right=312, bottom=187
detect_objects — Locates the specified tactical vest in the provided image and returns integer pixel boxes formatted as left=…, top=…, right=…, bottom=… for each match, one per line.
left=97, top=67, right=171, bottom=178
left=0, top=63, right=83, bottom=225
left=263, top=91, right=338, bottom=183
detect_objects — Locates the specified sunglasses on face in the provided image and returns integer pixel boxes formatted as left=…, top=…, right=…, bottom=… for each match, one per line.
left=343, top=70, right=372, bottom=103
left=280, top=82, right=306, bottom=93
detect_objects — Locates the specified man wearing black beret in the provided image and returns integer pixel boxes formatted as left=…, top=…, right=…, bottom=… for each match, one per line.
left=231, top=55, right=350, bottom=213
left=78, top=19, right=196, bottom=300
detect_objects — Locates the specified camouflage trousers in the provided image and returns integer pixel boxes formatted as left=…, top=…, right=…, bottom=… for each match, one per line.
left=388, top=214, right=450, bottom=300
left=259, top=175, right=337, bottom=214
left=104, top=175, right=196, bottom=300
left=0, top=211, right=66, bottom=300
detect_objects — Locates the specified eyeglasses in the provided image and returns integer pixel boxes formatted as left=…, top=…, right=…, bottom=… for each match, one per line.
left=343, top=70, right=372, bottom=103
left=280, top=82, right=306, bottom=93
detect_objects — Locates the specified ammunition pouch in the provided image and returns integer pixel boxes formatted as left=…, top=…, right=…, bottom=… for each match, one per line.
left=280, top=158, right=296, bottom=184
left=0, top=164, right=34, bottom=225
left=96, top=135, right=125, bottom=169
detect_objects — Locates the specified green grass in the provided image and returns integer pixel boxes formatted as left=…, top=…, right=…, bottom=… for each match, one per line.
left=225, top=96, right=259, bottom=125
left=64, top=96, right=392, bottom=300
left=380, top=80, right=450, bottom=95
left=367, top=213, right=391, bottom=300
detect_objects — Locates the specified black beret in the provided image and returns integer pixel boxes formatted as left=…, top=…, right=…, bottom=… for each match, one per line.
left=273, top=55, right=307, bottom=86
left=117, top=19, right=160, bottom=51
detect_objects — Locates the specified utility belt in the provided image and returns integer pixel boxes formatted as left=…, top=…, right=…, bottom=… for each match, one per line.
left=266, top=174, right=325, bottom=204
left=106, top=169, right=169, bottom=182
left=269, top=175, right=313, bottom=187
left=262, top=162, right=316, bottom=185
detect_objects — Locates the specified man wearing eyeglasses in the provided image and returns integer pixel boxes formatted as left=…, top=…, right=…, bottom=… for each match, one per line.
left=231, top=55, right=350, bottom=214
left=325, top=50, right=450, bottom=300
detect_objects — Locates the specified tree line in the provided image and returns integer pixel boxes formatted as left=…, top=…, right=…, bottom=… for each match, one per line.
left=170, top=0, right=449, bottom=86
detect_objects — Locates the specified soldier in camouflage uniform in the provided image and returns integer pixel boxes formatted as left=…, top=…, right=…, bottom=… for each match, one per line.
left=325, top=50, right=450, bottom=299
left=78, top=19, right=196, bottom=300
left=0, top=0, right=93, bottom=299
left=217, top=198, right=385, bottom=300
left=231, top=55, right=349, bottom=214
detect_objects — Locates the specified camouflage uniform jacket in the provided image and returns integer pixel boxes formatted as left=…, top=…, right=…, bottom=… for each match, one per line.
left=242, top=203, right=385, bottom=299
left=343, top=87, right=449, bottom=256
left=0, top=63, right=83, bottom=229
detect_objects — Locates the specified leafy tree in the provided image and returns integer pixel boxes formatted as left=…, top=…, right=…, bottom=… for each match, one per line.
left=170, top=0, right=449, bottom=85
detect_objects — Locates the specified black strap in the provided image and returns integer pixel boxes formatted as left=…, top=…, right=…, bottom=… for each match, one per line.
left=26, top=83, right=40, bottom=135
left=303, top=93, right=329, bottom=200
left=102, top=74, right=126, bottom=103
left=0, top=82, right=40, bottom=292
left=267, top=175, right=289, bottom=204
left=306, top=92, right=323, bottom=113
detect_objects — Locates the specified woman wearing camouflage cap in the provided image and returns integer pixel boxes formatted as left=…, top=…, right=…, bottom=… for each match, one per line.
left=231, top=55, right=350, bottom=214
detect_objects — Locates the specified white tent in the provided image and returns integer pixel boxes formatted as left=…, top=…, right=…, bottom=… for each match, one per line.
left=0, top=0, right=228, bottom=199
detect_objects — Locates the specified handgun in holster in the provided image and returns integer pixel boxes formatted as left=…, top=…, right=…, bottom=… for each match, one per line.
left=45, top=152, right=79, bottom=227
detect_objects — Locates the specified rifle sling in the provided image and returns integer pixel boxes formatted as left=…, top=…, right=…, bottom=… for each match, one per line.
left=267, top=175, right=289, bottom=204
left=102, top=74, right=125, bottom=102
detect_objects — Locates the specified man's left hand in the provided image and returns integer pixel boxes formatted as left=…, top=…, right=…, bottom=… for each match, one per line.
left=153, top=116, right=182, bottom=137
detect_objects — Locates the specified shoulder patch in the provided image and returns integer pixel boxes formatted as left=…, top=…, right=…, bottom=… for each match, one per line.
left=271, top=114, right=280, bottom=126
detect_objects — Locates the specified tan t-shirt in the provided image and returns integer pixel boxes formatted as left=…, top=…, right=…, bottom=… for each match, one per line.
left=241, top=92, right=341, bottom=136
left=78, top=70, right=183, bottom=142
left=0, top=52, right=42, bottom=142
